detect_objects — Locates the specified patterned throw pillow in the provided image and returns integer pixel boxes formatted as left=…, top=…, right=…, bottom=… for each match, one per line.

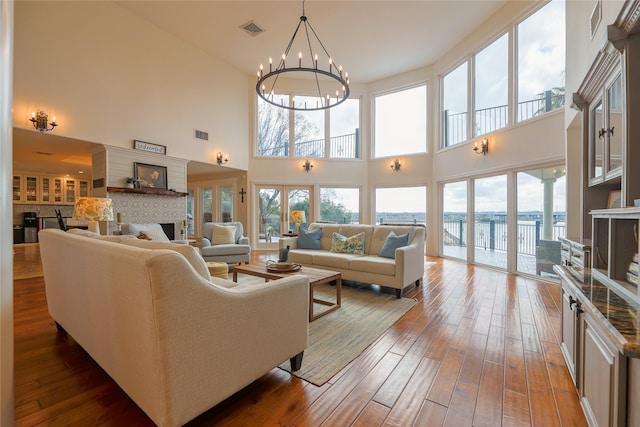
left=330, top=232, right=365, bottom=255
left=211, top=225, right=236, bottom=245
left=378, top=231, right=409, bottom=259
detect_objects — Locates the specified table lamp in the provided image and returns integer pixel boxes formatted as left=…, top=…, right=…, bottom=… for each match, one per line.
left=73, top=197, right=114, bottom=235
left=290, top=210, right=306, bottom=233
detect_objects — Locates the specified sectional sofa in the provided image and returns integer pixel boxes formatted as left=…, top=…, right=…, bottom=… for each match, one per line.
left=280, top=223, right=425, bottom=297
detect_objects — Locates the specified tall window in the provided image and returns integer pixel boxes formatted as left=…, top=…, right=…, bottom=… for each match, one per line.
left=320, top=187, right=360, bottom=224
left=474, top=175, right=507, bottom=269
left=257, top=94, right=360, bottom=159
left=257, top=95, right=290, bottom=156
left=442, top=181, right=467, bottom=260
left=474, top=34, right=509, bottom=136
left=516, top=166, right=566, bottom=276
left=294, top=95, right=324, bottom=158
left=374, top=84, right=427, bottom=158
left=375, top=187, right=426, bottom=227
left=517, top=0, right=565, bottom=122
left=442, top=62, right=468, bottom=147
left=330, top=98, right=360, bottom=158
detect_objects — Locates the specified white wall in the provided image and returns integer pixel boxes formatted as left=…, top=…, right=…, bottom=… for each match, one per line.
left=13, top=1, right=249, bottom=171
left=0, top=0, right=13, bottom=423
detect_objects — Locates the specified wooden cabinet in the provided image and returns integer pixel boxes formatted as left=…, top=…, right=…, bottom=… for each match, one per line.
left=12, top=173, right=89, bottom=204
left=12, top=175, right=39, bottom=203
left=556, top=269, right=637, bottom=427
left=560, top=281, right=582, bottom=385
left=581, top=311, right=626, bottom=427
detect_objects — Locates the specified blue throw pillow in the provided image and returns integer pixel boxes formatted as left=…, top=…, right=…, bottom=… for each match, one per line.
left=298, top=227, right=322, bottom=249
left=378, top=231, right=409, bottom=259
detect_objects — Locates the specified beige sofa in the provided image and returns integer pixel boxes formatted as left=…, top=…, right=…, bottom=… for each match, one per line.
left=280, top=223, right=425, bottom=298
left=38, top=228, right=309, bottom=427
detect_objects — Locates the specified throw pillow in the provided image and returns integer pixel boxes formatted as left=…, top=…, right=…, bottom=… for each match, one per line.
left=378, top=231, right=410, bottom=259
left=211, top=225, right=236, bottom=245
left=330, top=232, right=365, bottom=255
left=139, top=228, right=170, bottom=242
left=298, top=227, right=322, bottom=249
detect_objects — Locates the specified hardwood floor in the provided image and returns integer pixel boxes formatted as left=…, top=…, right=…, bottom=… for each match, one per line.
left=13, top=245, right=588, bottom=426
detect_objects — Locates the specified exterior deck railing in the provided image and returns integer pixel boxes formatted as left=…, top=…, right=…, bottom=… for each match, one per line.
left=443, top=220, right=566, bottom=256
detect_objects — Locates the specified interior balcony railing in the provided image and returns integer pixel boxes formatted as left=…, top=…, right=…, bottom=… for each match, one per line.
left=443, top=91, right=565, bottom=147
left=294, top=130, right=360, bottom=158
left=260, top=130, right=360, bottom=158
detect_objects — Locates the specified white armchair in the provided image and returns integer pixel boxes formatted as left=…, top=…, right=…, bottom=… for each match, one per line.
left=201, top=221, right=251, bottom=264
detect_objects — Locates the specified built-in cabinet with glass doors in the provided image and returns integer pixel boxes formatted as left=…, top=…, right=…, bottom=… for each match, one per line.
left=13, top=173, right=89, bottom=204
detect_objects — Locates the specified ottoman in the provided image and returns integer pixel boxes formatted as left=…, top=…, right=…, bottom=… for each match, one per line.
left=206, top=261, right=229, bottom=279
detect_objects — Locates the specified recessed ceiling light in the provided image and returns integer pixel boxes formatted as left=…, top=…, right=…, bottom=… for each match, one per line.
left=78, top=170, right=84, bottom=174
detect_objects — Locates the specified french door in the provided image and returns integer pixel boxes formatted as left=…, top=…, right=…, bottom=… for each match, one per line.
left=256, top=185, right=313, bottom=249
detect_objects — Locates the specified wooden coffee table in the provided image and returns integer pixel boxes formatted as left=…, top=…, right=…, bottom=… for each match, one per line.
left=233, top=264, right=341, bottom=321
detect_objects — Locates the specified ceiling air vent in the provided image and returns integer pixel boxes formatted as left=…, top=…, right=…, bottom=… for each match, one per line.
left=194, top=129, right=209, bottom=141
left=240, top=20, right=265, bottom=37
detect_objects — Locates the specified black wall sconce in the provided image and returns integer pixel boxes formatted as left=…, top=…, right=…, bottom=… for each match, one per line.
left=216, top=152, right=228, bottom=165
left=30, top=110, right=58, bottom=132
left=302, top=159, right=314, bottom=172
left=473, top=138, right=489, bottom=155
left=390, top=159, right=401, bottom=172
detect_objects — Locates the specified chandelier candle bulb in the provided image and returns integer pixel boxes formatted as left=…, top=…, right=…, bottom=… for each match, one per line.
left=314, top=53, right=318, bottom=68
left=299, top=52, right=302, bottom=67
left=269, top=57, right=272, bottom=72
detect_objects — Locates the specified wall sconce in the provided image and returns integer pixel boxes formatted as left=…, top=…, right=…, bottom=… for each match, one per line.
left=473, top=138, right=489, bottom=155
left=30, top=110, right=58, bottom=132
left=390, top=159, right=401, bottom=172
left=216, top=152, right=228, bottom=166
left=302, top=159, right=314, bottom=172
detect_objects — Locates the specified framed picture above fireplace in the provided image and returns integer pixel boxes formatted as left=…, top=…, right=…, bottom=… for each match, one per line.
left=134, top=162, right=167, bottom=189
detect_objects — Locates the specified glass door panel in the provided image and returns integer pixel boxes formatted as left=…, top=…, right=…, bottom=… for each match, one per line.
left=42, top=177, right=51, bottom=203
left=201, top=188, right=213, bottom=226
left=26, top=176, right=38, bottom=202
left=13, top=176, right=21, bottom=201
left=287, top=188, right=310, bottom=233
left=516, top=166, right=566, bottom=277
left=474, top=175, right=507, bottom=269
left=220, top=185, right=234, bottom=222
left=257, top=187, right=282, bottom=245
left=65, top=178, right=76, bottom=203
left=590, top=100, right=603, bottom=182
left=187, top=189, right=194, bottom=236
left=442, top=181, right=467, bottom=260
left=607, top=75, right=623, bottom=174
left=53, top=178, right=63, bottom=203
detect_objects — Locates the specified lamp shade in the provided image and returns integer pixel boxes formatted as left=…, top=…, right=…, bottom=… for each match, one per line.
left=73, top=197, right=114, bottom=222
left=290, top=210, right=306, bottom=224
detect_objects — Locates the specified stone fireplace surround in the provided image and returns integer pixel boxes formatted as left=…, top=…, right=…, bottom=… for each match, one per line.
left=107, top=191, right=187, bottom=238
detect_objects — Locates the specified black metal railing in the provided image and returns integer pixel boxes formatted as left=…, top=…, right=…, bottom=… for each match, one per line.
left=443, top=91, right=564, bottom=147
left=260, top=130, right=360, bottom=158
left=443, top=219, right=566, bottom=256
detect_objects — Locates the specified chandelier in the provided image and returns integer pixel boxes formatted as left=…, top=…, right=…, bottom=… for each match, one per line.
left=256, top=0, right=350, bottom=111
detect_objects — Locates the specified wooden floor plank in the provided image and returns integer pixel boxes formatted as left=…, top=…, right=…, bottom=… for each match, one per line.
left=473, top=361, right=504, bottom=427
left=12, top=247, right=588, bottom=427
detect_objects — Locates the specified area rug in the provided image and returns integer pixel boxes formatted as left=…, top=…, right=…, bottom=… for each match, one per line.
left=275, top=282, right=417, bottom=386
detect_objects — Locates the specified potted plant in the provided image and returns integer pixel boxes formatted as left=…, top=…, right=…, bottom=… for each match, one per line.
left=124, top=177, right=135, bottom=188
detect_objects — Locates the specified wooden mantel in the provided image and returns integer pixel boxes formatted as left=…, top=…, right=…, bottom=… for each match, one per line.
left=106, top=187, right=188, bottom=197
